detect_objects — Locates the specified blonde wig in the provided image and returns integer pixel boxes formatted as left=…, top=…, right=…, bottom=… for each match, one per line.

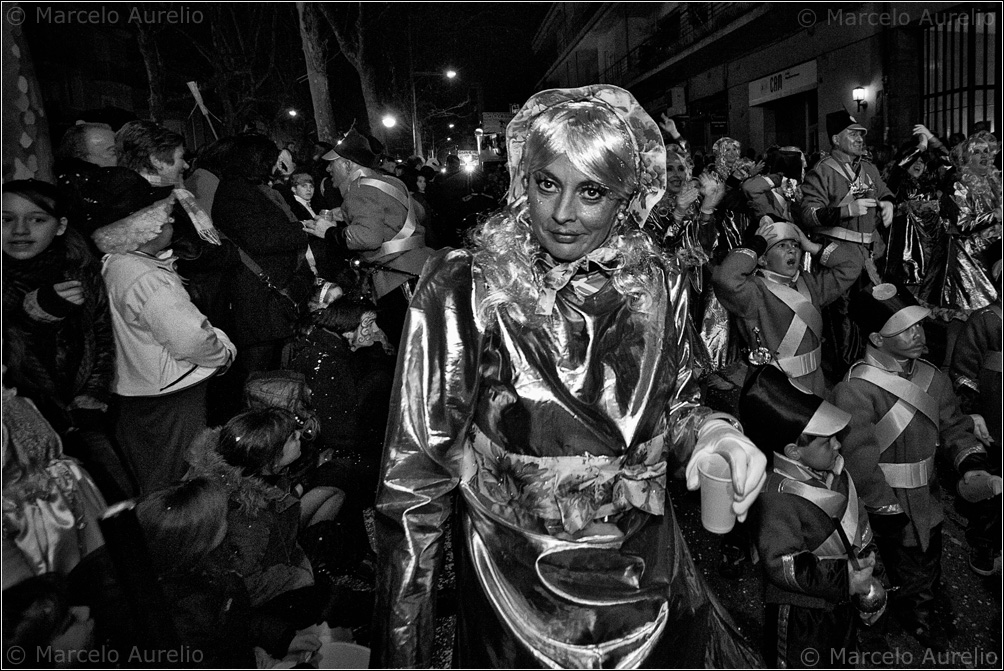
left=472, top=95, right=667, bottom=327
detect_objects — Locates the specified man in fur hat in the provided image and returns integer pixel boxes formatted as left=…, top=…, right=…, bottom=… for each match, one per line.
left=831, top=282, right=992, bottom=651
left=304, top=128, right=431, bottom=344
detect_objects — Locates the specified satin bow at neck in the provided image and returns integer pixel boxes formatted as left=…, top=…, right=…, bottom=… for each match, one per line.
left=534, top=246, right=620, bottom=315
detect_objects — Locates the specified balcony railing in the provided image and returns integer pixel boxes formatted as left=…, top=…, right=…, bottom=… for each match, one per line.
left=600, top=3, right=758, bottom=85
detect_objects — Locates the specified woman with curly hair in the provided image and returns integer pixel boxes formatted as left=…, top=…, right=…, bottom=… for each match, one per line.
left=371, top=85, right=766, bottom=668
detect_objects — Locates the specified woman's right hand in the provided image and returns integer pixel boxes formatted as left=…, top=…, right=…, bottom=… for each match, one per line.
left=53, top=280, right=85, bottom=306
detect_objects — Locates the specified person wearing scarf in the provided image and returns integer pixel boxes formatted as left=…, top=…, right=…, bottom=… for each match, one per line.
left=371, top=85, right=766, bottom=668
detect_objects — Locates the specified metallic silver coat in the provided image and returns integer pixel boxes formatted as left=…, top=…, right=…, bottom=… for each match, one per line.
left=372, top=249, right=758, bottom=668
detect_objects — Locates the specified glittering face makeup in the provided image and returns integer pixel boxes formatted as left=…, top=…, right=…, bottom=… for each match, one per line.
left=528, top=155, right=623, bottom=262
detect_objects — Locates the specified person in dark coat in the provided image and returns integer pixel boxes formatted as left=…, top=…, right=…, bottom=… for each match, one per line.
left=949, top=262, right=1002, bottom=576
left=212, top=135, right=314, bottom=378
left=2, top=180, right=134, bottom=500
left=136, top=477, right=321, bottom=668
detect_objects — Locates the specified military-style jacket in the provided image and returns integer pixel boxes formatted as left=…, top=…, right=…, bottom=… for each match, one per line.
left=831, top=347, right=986, bottom=549
left=325, top=169, right=432, bottom=298
left=950, top=302, right=1003, bottom=451
left=801, top=155, right=892, bottom=247
left=712, top=238, right=860, bottom=396
left=754, top=454, right=873, bottom=610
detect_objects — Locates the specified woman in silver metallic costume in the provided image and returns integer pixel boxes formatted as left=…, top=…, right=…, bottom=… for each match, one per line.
left=922, top=130, right=1002, bottom=314
left=371, top=85, right=766, bottom=668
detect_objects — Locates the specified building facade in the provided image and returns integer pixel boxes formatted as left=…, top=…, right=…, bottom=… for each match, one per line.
left=533, top=2, right=999, bottom=154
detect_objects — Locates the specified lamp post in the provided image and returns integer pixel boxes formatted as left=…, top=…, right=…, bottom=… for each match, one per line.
left=410, top=68, right=458, bottom=159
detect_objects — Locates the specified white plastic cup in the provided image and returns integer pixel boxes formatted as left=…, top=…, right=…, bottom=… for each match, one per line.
left=699, top=453, right=736, bottom=534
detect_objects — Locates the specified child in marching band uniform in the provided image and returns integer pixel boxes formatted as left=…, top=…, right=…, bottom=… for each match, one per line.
left=832, top=282, right=993, bottom=650
left=713, top=216, right=861, bottom=396
left=744, top=365, right=883, bottom=668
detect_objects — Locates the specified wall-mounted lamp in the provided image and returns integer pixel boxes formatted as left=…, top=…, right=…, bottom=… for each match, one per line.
left=852, top=87, right=867, bottom=113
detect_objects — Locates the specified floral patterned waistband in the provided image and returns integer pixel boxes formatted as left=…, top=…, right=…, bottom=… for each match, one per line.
left=461, top=424, right=667, bottom=538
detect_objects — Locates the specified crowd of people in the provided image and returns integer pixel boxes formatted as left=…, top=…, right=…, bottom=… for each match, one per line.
left=2, top=82, right=1000, bottom=668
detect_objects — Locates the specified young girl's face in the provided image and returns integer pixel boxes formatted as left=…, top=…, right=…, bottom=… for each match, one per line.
left=2, top=193, right=67, bottom=260
left=275, top=430, right=302, bottom=469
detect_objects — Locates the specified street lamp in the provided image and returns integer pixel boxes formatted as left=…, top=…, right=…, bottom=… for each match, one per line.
left=382, top=115, right=397, bottom=129
left=410, top=68, right=458, bottom=158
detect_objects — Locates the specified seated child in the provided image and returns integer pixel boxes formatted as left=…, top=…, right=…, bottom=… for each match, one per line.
left=713, top=215, right=861, bottom=395
left=184, top=408, right=332, bottom=625
left=136, top=477, right=320, bottom=668
left=2, top=573, right=96, bottom=669
left=743, top=365, right=882, bottom=669
left=832, top=282, right=992, bottom=651
left=949, top=260, right=1002, bottom=576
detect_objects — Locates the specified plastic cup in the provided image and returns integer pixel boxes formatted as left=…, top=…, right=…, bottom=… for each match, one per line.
left=699, top=453, right=736, bottom=534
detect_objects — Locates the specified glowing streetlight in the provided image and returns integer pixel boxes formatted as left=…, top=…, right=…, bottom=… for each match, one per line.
left=287, top=109, right=298, bottom=118
left=448, top=123, right=455, bottom=129
left=382, top=115, right=397, bottom=129
left=445, top=69, right=458, bottom=79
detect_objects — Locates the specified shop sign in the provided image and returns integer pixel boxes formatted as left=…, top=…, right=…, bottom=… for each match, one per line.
left=482, top=112, right=515, bottom=134
left=749, top=60, right=817, bottom=106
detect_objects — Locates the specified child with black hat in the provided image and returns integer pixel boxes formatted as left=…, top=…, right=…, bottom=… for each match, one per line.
left=743, top=365, right=883, bottom=669
left=831, top=282, right=992, bottom=650
left=713, top=215, right=861, bottom=396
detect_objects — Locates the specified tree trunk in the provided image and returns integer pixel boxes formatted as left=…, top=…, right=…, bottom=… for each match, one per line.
left=135, top=23, right=166, bottom=123
left=316, top=2, right=385, bottom=141
left=296, top=2, right=336, bottom=143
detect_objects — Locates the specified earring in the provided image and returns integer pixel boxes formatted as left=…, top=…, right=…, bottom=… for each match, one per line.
left=616, top=210, right=627, bottom=221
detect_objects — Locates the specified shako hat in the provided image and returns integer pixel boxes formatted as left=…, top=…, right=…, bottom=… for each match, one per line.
left=739, top=365, right=851, bottom=457
left=757, top=214, right=800, bottom=252
left=850, top=282, right=931, bottom=338
left=826, top=110, right=867, bottom=139
left=322, top=128, right=376, bottom=168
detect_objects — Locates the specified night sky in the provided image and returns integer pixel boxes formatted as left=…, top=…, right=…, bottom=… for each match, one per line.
left=19, top=1, right=551, bottom=152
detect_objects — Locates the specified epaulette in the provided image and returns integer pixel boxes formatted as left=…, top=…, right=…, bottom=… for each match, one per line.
left=844, top=359, right=871, bottom=381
